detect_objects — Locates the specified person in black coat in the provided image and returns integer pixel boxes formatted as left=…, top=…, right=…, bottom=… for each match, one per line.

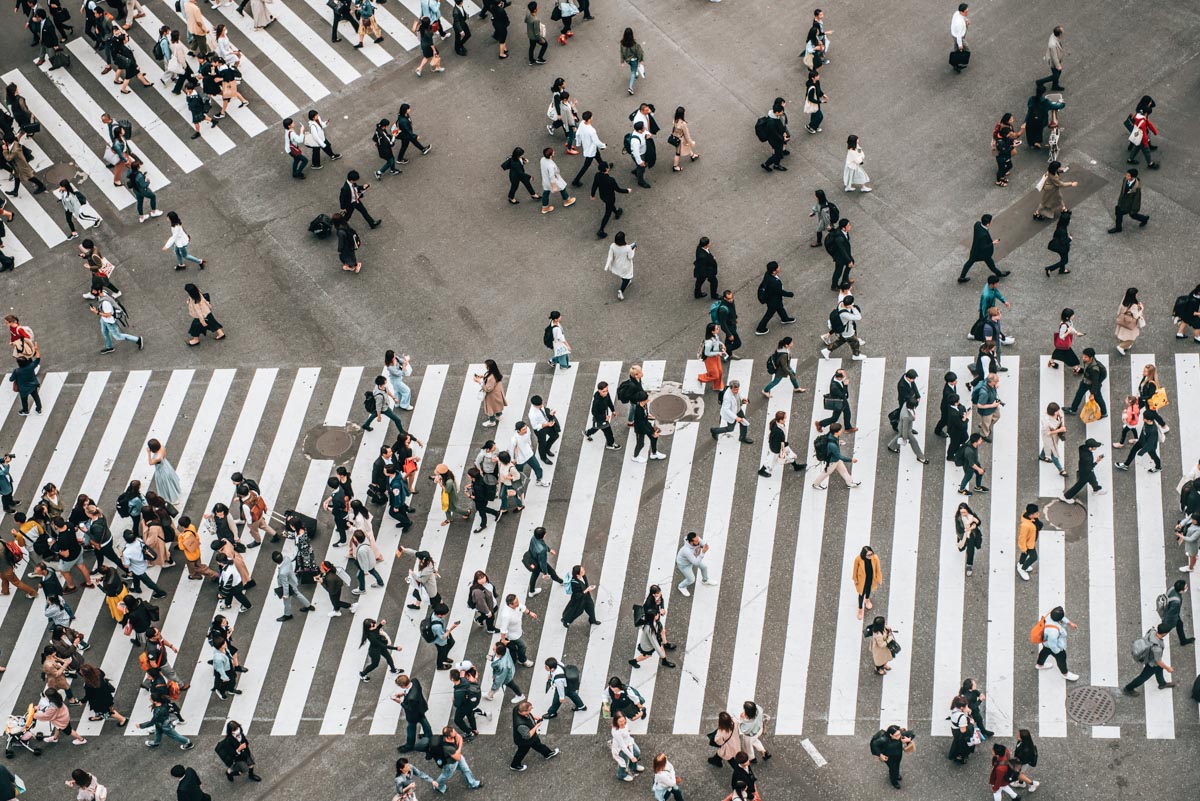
left=730, top=752, right=758, bottom=796
left=631, top=391, right=662, bottom=460
left=933, top=372, right=959, bottom=437
left=393, top=674, right=434, bottom=752
left=693, top=237, right=718, bottom=299
left=332, top=212, right=360, bottom=274
left=760, top=97, right=789, bottom=172
left=359, top=618, right=400, bottom=680
left=372, top=120, right=399, bottom=178
left=590, top=161, right=630, bottom=239
left=170, top=764, right=209, bottom=801
left=489, top=0, right=510, bottom=58
left=503, top=147, right=538, bottom=203
left=958, top=214, right=1008, bottom=282
left=753, top=261, right=795, bottom=335
left=215, top=720, right=261, bottom=782
left=330, top=0, right=354, bottom=43
left=1060, top=438, right=1103, bottom=503
left=394, top=104, right=429, bottom=161
left=1044, top=210, right=1072, bottom=276
left=889, top=369, right=921, bottom=432
left=815, top=369, right=854, bottom=432
left=715, top=290, right=741, bottom=360
left=452, top=0, right=472, bottom=55
left=583, top=381, right=618, bottom=448
left=828, top=218, right=853, bottom=290
left=339, top=170, right=380, bottom=229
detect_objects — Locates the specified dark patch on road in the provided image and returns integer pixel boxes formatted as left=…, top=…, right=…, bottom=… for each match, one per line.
left=458, top=305, right=485, bottom=336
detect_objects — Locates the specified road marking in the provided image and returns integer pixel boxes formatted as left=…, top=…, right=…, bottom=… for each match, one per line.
left=801, top=737, right=828, bottom=767
left=1174, top=353, right=1200, bottom=726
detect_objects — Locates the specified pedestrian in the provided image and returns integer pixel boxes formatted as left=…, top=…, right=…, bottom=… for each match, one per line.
left=707, top=711, right=739, bottom=766
left=1033, top=161, right=1077, bottom=220
left=1041, top=210, right=1073, bottom=275
left=170, top=764, right=205, bottom=801
left=215, top=720, right=261, bottom=782
left=753, top=261, right=796, bottom=335
left=987, top=743, right=1021, bottom=801
left=1064, top=348, right=1107, bottom=418
left=609, top=711, right=643, bottom=781
left=582, top=381, right=620, bottom=450
left=971, top=372, right=1003, bottom=442
left=710, top=380, right=752, bottom=443
left=820, top=294, right=867, bottom=361
left=0, top=132, right=44, bottom=197
left=618, top=27, right=644, bottom=94
left=1107, top=168, right=1150, bottom=234
left=652, top=754, right=683, bottom=801
left=316, top=559, right=356, bottom=617
left=669, top=106, right=697, bottom=171
left=1037, top=401, right=1069, bottom=477
left=730, top=753, right=758, bottom=798
left=537, top=147, right=574, bottom=213
left=629, top=390, right=664, bottom=462
left=1015, top=502, right=1043, bottom=581
left=1116, top=416, right=1161, bottom=473
left=761, top=337, right=805, bottom=398
left=570, top=110, right=606, bottom=186
left=825, top=218, right=854, bottom=290
left=503, top=145, right=537, bottom=204
left=603, top=232, right=635, bottom=300
left=811, top=423, right=862, bottom=490
left=555, top=0, right=578, bottom=45
left=946, top=695, right=975, bottom=764
left=808, top=189, right=838, bottom=247
left=411, top=16, right=445, bottom=75
left=675, top=532, right=716, bottom=597
left=1058, top=438, right=1104, bottom=503
left=800, top=70, right=825, bottom=135
left=628, top=606, right=675, bottom=669
left=852, top=545, right=882, bottom=621
left=159, top=211, right=206, bottom=271
left=474, top=360, right=507, bottom=427
left=423, top=726, right=485, bottom=789
left=888, top=397, right=929, bottom=463
left=139, top=693, right=193, bottom=750
left=627, top=120, right=652, bottom=188
left=524, top=526, right=562, bottom=596
left=958, top=214, right=1006, bottom=282
left=1112, top=394, right=1141, bottom=449
left=1111, top=286, right=1145, bottom=355
left=992, top=114, right=1022, bottom=187
left=1024, top=84, right=1052, bottom=150
left=490, top=0, right=510, bottom=57
left=1036, top=25, right=1065, bottom=90
left=496, top=451, right=526, bottom=516
left=815, top=369, right=855, bottom=433
left=1033, top=605, right=1080, bottom=680
left=589, top=161, right=630, bottom=239
left=487, top=640, right=524, bottom=702
left=282, top=117, right=307, bottom=178
left=498, top=594, right=538, bottom=666
left=546, top=310, right=572, bottom=369
left=950, top=2, right=969, bottom=69
left=52, top=179, right=101, bottom=240
left=31, top=689, right=86, bottom=746
left=1044, top=307, right=1081, bottom=371
left=1125, top=106, right=1159, bottom=169
left=270, top=549, right=313, bottom=622
left=371, top=119, right=400, bottom=179
left=392, top=674, right=434, bottom=752
left=510, top=699, right=559, bottom=771
left=1174, top=514, right=1199, bottom=574
left=760, top=97, right=789, bottom=173
left=867, top=615, right=897, bottom=675
left=953, top=432, right=987, bottom=495
left=560, top=565, right=598, bottom=626
left=1009, top=730, right=1041, bottom=791
left=429, top=604, right=458, bottom=669
left=758, top=411, right=803, bottom=478
left=1124, top=623, right=1177, bottom=695
left=357, top=618, right=400, bottom=682
left=8, top=355, right=41, bottom=416
left=841, top=136, right=875, bottom=192
left=1160, top=578, right=1194, bottom=643
left=452, top=0, right=472, bottom=54
left=525, top=2, right=547, bottom=65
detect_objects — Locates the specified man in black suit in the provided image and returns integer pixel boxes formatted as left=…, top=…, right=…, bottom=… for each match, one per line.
left=369, top=444, right=391, bottom=504
left=958, top=214, right=1008, bottom=282
left=815, top=368, right=855, bottom=432
left=889, top=369, right=921, bottom=432
left=933, top=371, right=958, bottom=438
left=945, top=393, right=969, bottom=461
left=339, top=170, right=380, bottom=229
left=590, top=161, right=630, bottom=239
left=693, top=237, right=718, bottom=299
left=828, top=218, right=853, bottom=290
left=753, top=261, right=796, bottom=335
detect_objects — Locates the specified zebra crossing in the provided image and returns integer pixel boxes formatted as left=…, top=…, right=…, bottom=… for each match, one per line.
left=0, top=0, right=479, bottom=266
left=0, top=354, right=1198, bottom=741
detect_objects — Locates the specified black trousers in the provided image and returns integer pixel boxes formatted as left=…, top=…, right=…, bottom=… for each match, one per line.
left=473, top=496, right=499, bottom=529
left=511, top=736, right=552, bottom=768
left=344, top=201, right=377, bottom=227
left=959, top=256, right=1001, bottom=280
left=725, top=330, right=742, bottom=358
left=454, top=704, right=478, bottom=734
left=1113, top=208, right=1149, bottom=230
left=403, top=715, right=433, bottom=749
left=764, top=141, right=785, bottom=168
left=435, top=634, right=455, bottom=666
left=388, top=503, right=412, bottom=529
left=598, top=199, right=619, bottom=233
left=755, top=303, right=791, bottom=333
left=17, top=388, right=42, bottom=413
left=1062, top=470, right=1099, bottom=500
left=831, top=260, right=851, bottom=289
left=571, top=154, right=604, bottom=186
left=1036, top=647, right=1068, bottom=674
left=454, top=25, right=471, bottom=54
left=528, top=563, right=562, bottom=594
left=1124, top=663, right=1167, bottom=691
left=171, top=64, right=194, bottom=94
left=694, top=274, right=717, bottom=299
left=1045, top=250, right=1069, bottom=273
left=1124, top=441, right=1161, bottom=469
left=584, top=419, right=615, bottom=446
left=311, top=141, right=336, bottom=167
left=527, top=37, right=547, bottom=63
left=534, top=425, right=559, bottom=461
left=946, top=430, right=966, bottom=461
left=397, top=135, right=424, bottom=159
left=361, top=647, right=396, bottom=676
left=562, top=592, right=597, bottom=625
left=633, top=430, right=658, bottom=457
left=1035, top=67, right=1063, bottom=90
left=818, top=401, right=852, bottom=430
left=508, top=173, right=535, bottom=200
left=332, top=10, right=354, bottom=41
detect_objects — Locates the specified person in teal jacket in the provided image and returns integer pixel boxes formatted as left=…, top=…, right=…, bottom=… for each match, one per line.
left=8, top=356, right=41, bottom=415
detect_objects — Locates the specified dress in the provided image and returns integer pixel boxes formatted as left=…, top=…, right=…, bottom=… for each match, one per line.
left=250, top=0, right=274, bottom=28
left=843, top=147, right=869, bottom=188
left=153, top=457, right=182, bottom=504
left=294, top=531, right=318, bottom=578
left=1035, top=174, right=1066, bottom=217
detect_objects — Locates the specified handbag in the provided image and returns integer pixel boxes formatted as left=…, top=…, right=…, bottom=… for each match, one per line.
left=22, top=120, right=41, bottom=135
left=1079, top=397, right=1102, bottom=424
left=822, top=395, right=844, bottom=410
left=667, top=127, right=681, bottom=147
left=1148, top=387, right=1169, bottom=411
left=1128, top=125, right=1144, bottom=146
left=886, top=637, right=902, bottom=657
left=706, top=729, right=718, bottom=747
left=636, top=61, right=646, bottom=79
left=102, top=146, right=120, bottom=167
left=74, top=190, right=87, bottom=206
left=803, top=99, right=819, bottom=114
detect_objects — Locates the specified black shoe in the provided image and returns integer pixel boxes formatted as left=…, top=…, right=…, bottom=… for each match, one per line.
left=999, top=271, right=1011, bottom=277
left=957, top=277, right=970, bottom=283
left=276, top=615, right=293, bottom=622
left=369, top=220, right=382, bottom=229
left=151, top=591, right=168, bottom=599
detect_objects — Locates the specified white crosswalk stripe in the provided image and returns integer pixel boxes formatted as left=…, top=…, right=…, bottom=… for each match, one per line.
left=0, top=356, right=1195, bottom=742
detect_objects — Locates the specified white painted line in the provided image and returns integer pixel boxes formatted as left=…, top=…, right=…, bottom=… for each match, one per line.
left=1128, top=353, right=1173, bottom=739
left=800, top=737, right=828, bottom=767
left=0, top=230, right=34, bottom=267
left=65, top=40, right=205, bottom=172
left=1091, top=725, right=1120, bottom=738
left=1038, top=359, right=1065, bottom=498
left=264, top=1, right=362, bottom=83
left=212, top=2, right=331, bottom=101
left=297, top=0, right=393, bottom=65
left=1036, top=530, right=1067, bottom=737
left=774, top=358, right=840, bottom=736
left=1085, top=356, right=1118, bottom=698
left=0, top=177, right=67, bottom=248
left=667, top=359, right=754, bottom=736
left=316, top=364, right=446, bottom=735
left=23, top=373, right=110, bottom=518
left=929, top=357, right=974, bottom=736
left=827, top=357, right=890, bottom=735
left=1, top=70, right=136, bottom=209
left=724, top=359, right=798, bottom=715
left=1174, top=353, right=1200, bottom=726
left=876, top=357, right=930, bottom=730
left=3, top=372, right=67, bottom=499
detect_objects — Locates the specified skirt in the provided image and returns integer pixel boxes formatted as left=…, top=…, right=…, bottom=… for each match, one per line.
left=697, top=354, right=724, bottom=390
left=1051, top=347, right=1079, bottom=367
left=105, top=587, right=128, bottom=621
left=153, top=459, right=182, bottom=504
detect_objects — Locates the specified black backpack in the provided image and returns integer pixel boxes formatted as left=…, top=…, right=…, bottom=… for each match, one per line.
left=543, top=324, right=555, bottom=349
left=463, top=681, right=482, bottom=706
left=824, top=231, right=839, bottom=257
left=616, top=378, right=636, bottom=403
left=756, top=278, right=769, bottom=305
left=764, top=353, right=778, bottom=375
left=828, top=308, right=846, bottom=335
left=869, top=729, right=889, bottom=756
left=813, top=433, right=831, bottom=460
left=562, top=664, right=581, bottom=692
left=825, top=201, right=840, bottom=226
left=622, top=131, right=635, bottom=155
left=632, top=604, right=645, bottom=627
left=754, top=116, right=771, bottom=142
left=419, top=617, right=436, bottom=643
left=363, top=390, right=378, bottom=415
left=954, top=444, right=969, bottom=467
left=500, top=157, right=512, bottom=172
left=115, top=490, right=132, bottom=518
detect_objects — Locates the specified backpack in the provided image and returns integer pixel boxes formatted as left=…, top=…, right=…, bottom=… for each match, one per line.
left=824, top=231, right=839, bottom=257
left=363, top=390, right=378, bottom=415
left=622, top=131, right=634, bottom=155
left=115, top=491, right=132, bottom=519
left=562, top=664, right=581, bottom=692
left=1172, top=294, right=1193, bottom=321
left=954, top=444, right=969, bottom=468
left=969, top=315, right=988, bottom=343
left=764, top=352, right=778, bottom=375
left=828, top=308, right=846, bottom=335
left=154, top=37, right=169, bottom=62
left=1155, top=593, right=1170, bottom=618
left=813, top=433, right=831, bottom=461
left=463, top=681, right=482, bottom=706
left=166, top=680, right=181, bottom=701
left=869, top=728, right=889, bottom=757
left=419, top=617, right=436, bottom=643
left=3, top=540, right=23, bottom=566
left=1029, top=615, right=1047, bottom=645
left=424, top=733, right=445, bottom=763
left=632, top=603, right=645, bottom=627
left=147, top=603, right=160, bottom=622
left=709, top=300, right=724, bottom=324
left=616, top=378, right=636, bottom=403
left=563, top=579, right=574, bottom=596
left=1180, top=480, right=1196, bottom=513
left=756, top=278, right=768, bottom=305
left=753, top=116, right=771, bottom=143
left=543, top=323, right=555, bottom=349
left=500, top=157, right=512, bottom=172
left=1130, top=630, right=1156, bottom=663
left=824, top=201, right=840, bottom=226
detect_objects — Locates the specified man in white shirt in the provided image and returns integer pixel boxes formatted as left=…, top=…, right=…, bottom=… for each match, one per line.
left=527, top=395, right=560, bottom=464
left=950, top=3, right=969, bottom=71
left=821, top=295, right=867, bottom=361
left=709, top=380, right=753, bottom=444
left=675, top=531, right=716, bottom=597
left=628, top=122, right=650, bottom=188
left=498, top=594, right=538, bottom=666
left=511, top=421, right=551, bottom=487
left=89, top=286, right=142, bottom=355
left=570, top=110, right=606, bottom=187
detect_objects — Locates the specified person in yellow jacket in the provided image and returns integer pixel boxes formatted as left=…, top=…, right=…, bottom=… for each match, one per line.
left=177, top=516, right=218, bottom=581
left=1017, top=503, right=1041, bottom=581
left=852, top=545, right=883, bottom=620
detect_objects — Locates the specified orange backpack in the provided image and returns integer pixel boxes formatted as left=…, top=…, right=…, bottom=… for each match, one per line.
left=1029, top=615, right=1047, bottom=645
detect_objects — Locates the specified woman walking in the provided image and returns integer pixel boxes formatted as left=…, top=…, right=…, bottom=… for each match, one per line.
left=1033, top=161, right=1078, bottom=220
left=32, top=689, right=87, bottom=745
left=1039, top=402, right=1068, bottom=476
left=628, top=606, right=674, bottom=669
left=147, top=439, right=180, bottom=505
left=161, top=211, right=205, bottom=270
left=652, top=754, right=683, bottom=801
left=696, top=323, right=726, bottom=396
left=9, top=356, right=41, bottom=416
left=476, top=360, right=506, bottom=426
left=372, top=119, right=399, bottom=178
left=468, top=570, right=499, bottom=632
left=738, top=701, right=771, bottom=762
left=128, top=159, right=160, bottom=222
left=398, top=547, right=440, bottom=611
left=993, top=114, right=1022, bottom=187
left=610, top=711, right=643, bottom=781
left=804, top=70, right=826, bottom=135
left=960, top=677, right=994, bottom=738
left=851, top=545, right=882, bottom=621
left=946, top=694, right=975, bottom=764
left=80, top=664, right=126, bottom=727
left=2, top=132, right=46, bottom=196
left=1024, top=84, right=1051, bottom=150
left=1011, top=729, right=1041, bottom=792
left=333, top=212, right=360, bottom=274
left=669, top=107, right=697, bottom=171
left=707, top=710, right=739, bottom=767
left=249, top=0, right=274, bottom=30
left=486, top=640, right=523, bottom=701
left=954, top=502, right=982, bottom=577
left=619, top=28, right=643, bottom=95
left=52, top=179, right=101, bottom=239
left=503, top=147, right=539, bottom=203
left=555, top=0, right=577, bottom=45
left=383, top=351, right=414, bottom=410
left=464, top=467, right=498, bottom=533
left=358, top=618, right=400, bottom=681
left=1113, top=395, right=1141, bottom=448
left=843, top=134, right=871, bottom=191
left=808, top=189, right=837, bottom=247
left=216, top=720, right=261, bottom=782
left=283, top=118, right=308, bottom=179
left=412, top=17, right=445, bottom=76
left=547, top=310, right=572, bottom=369
left=350, top=530, right=384, bottom=593
left=491, top=0, right=510, bottom=58
left=316, top=560, right=355, bottom=617
left=989, top=743, right=1019, bottom=801
left=538, top=147, right=574, bottom=214
left=65, top=769, right=107, bottom=800
left=757, top=410, right=802, bottom=478
left=434, top=464, right=471, bottom=526
left=867, top=615, right=896, bottom=675
left=560, top=564, right=598, bottom=627
left=1043, top=210, right=1072, bottom=275
left=603, top=232, right=635, bottom=301
left=305, top=109, right=339, bottom=169
left=1046, top=307, right=1082, bottom=371
left=184, top=283, right=224, bottom=346
left=496, top=451, right=525, bottom=516
left=1114, top=287, right=1145, bottom=355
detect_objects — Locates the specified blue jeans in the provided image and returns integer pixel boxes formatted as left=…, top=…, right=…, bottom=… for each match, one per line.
left=541, top=187, right=570, bottom=208
left=377, top=155, right=397, bottom=174
left=291, top=153, right=309, bottom=176
left=959, top=467, right=984, bottom=491
left=518, top=456, right=544, bottom=481
left=356, top=564, right=383, bottom=591
left=677, top=560, right=709, bottom=590
left=145, top=722, right=190, bottom=747
left=617, top=742, right=642, bottom=779
left=364, top=407, right=407, bottom=434
left=173, top=245, right=203, bottom=266
left=435, top=758, right=481, bottom=791
left=134, top=189, right=156, bottom=215
left=101, top=320, right=139, bottom=349
left=547, top=686, right=585, bottom=715
left=1039, top=448, right=1064, bottom=472
left=551, top=353, right=571, bottom=369
left=1127, top=141, right=1153, bottom=165
left=763, top=373, right=799, bottom=393
left=627, top=58, right=638, bottom=91
left=388, top=375, right=412, bottom=407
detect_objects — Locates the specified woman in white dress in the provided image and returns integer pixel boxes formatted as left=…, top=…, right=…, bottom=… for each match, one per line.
left=250, top=0, right=275, bottom=30
left=843, top=134, right=872, bottom=192
left=213, top=24, right=241, bottom=66
left=147, top=439, right=181, bottom=505
left=603, top=232, right=635, bottom=301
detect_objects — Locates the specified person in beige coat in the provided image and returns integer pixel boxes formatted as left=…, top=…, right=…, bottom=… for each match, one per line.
left=476, top=359, right=507, bottom=426
left=2, top=133, right=47, bottom=196
left=852, top=545, right=883, bottom=620
left=185, top=0, right=212, bottom=57
left=1114, top=287, right=1146, bottom=355
left=185, top=283, right=224, bottom=346
left=1033, top=161, right=1078, bottom=220
left=867, top=615, right=895, bottom=675
left=670, top=107, right=698, bottom=172
left=708, top=710, right=741, bottom=766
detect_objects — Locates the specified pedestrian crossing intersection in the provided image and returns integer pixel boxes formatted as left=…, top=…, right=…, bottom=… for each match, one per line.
left=0, top=0, right=479, bottom=266
left=1, top=353, right=1198, bottom=742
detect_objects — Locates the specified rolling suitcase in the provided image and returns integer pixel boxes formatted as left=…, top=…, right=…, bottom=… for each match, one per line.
left=308, top=214, right=333, bottom=239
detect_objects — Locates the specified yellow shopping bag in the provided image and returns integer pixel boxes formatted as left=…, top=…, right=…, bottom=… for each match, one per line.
left=1079, top=397, right=1102, bottom=424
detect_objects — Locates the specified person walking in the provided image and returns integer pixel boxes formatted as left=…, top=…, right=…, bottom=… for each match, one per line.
left=270, top=549, right=314, bottom=622
left=695, top=323, right=726, bottom=396
left=392, top=674, right=434, bottom=753
left=1016, top=503, right=1042, bottom=581
left=820, top=294, right=867, bottom=361
left=571, top=110, right=606, bottom=186
left=215, top=720, right=261, bottom=782
left=475, top=360, right=507, bottom=427
left=524, top=2, right=547, bottom=65
left=1064, top=348, right=1108, bottom=418
left=950, top=2, right=970, bottom=69
left=139, top=693, right=194, bottom=750
left=538, top=147, right=574, bottom=214
left=52, top=179, right=101, bottom=239
left=589, top=161, right=630, bottom=239
left=709, top=380, right=753, bottom=444
left=525, top=526, right=563, bottom=596
left=675, top=532, right=715, bottom=597
left=1174, top=514, right=1200, bottom=574
left=372, top=119, right=400, bottom=178
left=867, top=615, right=896, bottom=676
left=411, top=16, right=444, bottom=76
left=815, top=369, right=855, bottom=433
left=1125, top=106, right=1160, bottom=169
left=825, top=218, right=854, bottom=291
left=992, top=114, right=1022, bottom=187
left=802, top=70, right=826, bottom=135
left=282, top=117, right=308, bottom=178
left=1159, top=579, right=1194, bottom=643
left=619, top=27, right=644, bottom=95
left=583, top=382, right=620, bottom=450
left=1114, top=287, right=1145, bottom=355
left=503, top=147, right=539, bottom=203
left=560, top=565, right=598, bottom=626
left=888, top=397, right=929, bottom=463
left=669, top=106, right=697, bottom=171
left=1043, top=211, right=1072, bottom=276
left=761, top=337, right=805, bottom=398
left=753, top=261, right=796, bottom=335
left=305, top=109, right=339, bottom=169
left=1032, top=161, right=1077, bottom=221
left=1122, top=624, right=1175, bottom=695
left=510, top=700, right=559, bottom=771
left=1039, top=402, right=1068, bottom=476
left=958, top=214, right=1007, bottom=282
left=971, top=372, right=1003, bottom=442
left=956, top=432, right=987, bottom=495
left=160, top=211, right=205, bottom=271
left=1107, top=169, right=1149, bottom=233
left=603, top=233, right=635, bottom=300
left=842, top=135, right=872, bottom=190
left=1024, top=85, right=1053, bottom=150
left=1116, top=416, right=1161, bottom=473
left=1059, top=438, right=1104, bottom=503
left=631, top=391, right=665, bottom=462
left=489, top=0, right=510, bottom=57
left=8, top=355, right=41, bottom=416
left=852, top=546, right=882, bottom=621
left=812, top=423, right=862, bottom=490
left=451, top=0, right=472, bottom=55
left=759, top=97, right=789, bottom=173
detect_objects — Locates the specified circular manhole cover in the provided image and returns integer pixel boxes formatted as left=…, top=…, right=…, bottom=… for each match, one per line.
left=648, top=393, right=690, bottom=424
left=1066, top=686, right=1115, bottom=726
left=303, top=425, right=357, bottom=462
left=1043, top=498, right=1087, bottom=529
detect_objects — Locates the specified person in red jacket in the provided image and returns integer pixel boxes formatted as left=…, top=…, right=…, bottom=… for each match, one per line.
left=1127, top=104, right=1160, bottom=169
left=989, top=743, right=1019, bottom=800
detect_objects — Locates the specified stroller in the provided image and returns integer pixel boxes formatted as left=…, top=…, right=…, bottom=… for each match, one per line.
left=4, top=704, right=44, bottom=758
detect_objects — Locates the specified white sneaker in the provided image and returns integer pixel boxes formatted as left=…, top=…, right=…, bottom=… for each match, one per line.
left=1064, top=671, right=1079, bottom=681
left=851, top=354, right=867, bottom=361
left=1117, top=346, right=1128, bottom=355
left=1093, top=488, right=1108, bottom=495
left=812, top=483, right=828, bottom=490
left=1028, top=780, right=1040, bottom=792
left=616, top=290, right=624, bottom=301
left=149, top=210, right=163, bottom=218
left=632, top=455, right=647, bottom=463
left=820, top=348, right=831, bottom=360
left=1058, top=494, right=1076, bottom=504
left=1001, top=336, right=1016, bottom=345
left=844, top=185, right=855, bottom=192
left=860, top=186, right=873, bottom=192
left=511, top=694, right=525, bottom=704
left=350, top=603, right=359, bottom=612
left=1035, top=662, right=1052, bottom=670
left=649, top=452, right=667, bottom=460
left=848, top=480, right=862, bottom=487
left=328, top=610, right=342, bottom=617
left=1017, top=566, right=1030, bottom=581
left=677, top=586, right=691, bottom=597
left=1181, top=566, right=1194, bottom=573
left=521, top=660, right=535, bottom=667
left=528, top=587, right=543, bottom=597
left=536, top=479, right=551, bottom=487
left=622, top=776, right=635, bottom=782
left=701, top=578, right=718, bottom=586
left=351, top=588, right=363, bottom=595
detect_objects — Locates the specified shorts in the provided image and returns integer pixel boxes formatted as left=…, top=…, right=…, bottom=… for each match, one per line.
left=58, top=554, right=82, bottom=572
